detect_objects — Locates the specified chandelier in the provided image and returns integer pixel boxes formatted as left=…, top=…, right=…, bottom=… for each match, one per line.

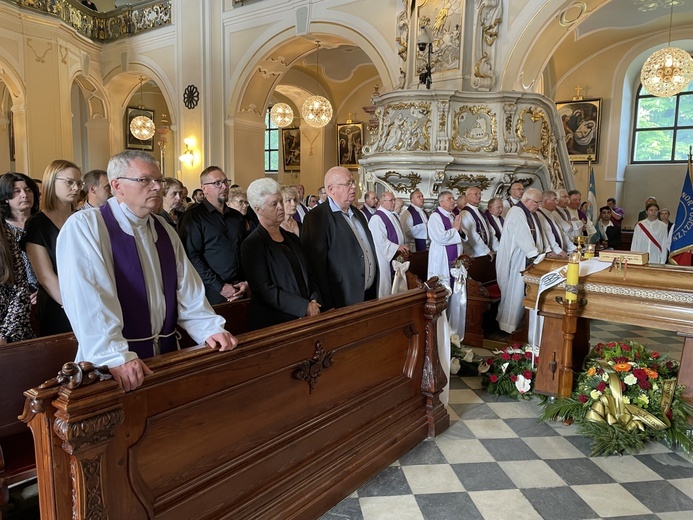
left=301, top=41, right=333, bottom=128
left=640, top=2, right=693, bottom=97
left=129, top=76, right=156, bottom=141
left=270, top=103, right=294, bottom=128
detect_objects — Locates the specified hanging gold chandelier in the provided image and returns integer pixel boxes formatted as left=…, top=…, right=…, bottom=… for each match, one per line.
left=129, top=76, right=156, bottom=141
left=640, top=2, right=693, bottom=97
left=301, top=41, right=333, bottom=129
left=270, top=102, right=294, bottom=128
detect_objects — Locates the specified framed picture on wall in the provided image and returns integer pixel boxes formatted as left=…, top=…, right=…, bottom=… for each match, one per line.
left=555, top=98, right=602, bottom=163
left=337, top=122, right=363, bottom=169
left=125, top=107, right=155, bottom=151
left=282, top=127, right=301, bottom=171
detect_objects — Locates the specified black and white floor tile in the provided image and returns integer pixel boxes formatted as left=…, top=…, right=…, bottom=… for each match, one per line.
left=321, top=321, right=693, bottom=520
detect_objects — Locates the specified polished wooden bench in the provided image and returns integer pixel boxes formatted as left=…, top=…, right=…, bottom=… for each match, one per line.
left=461, top=255, right=501, bottom=347
left=22, top=283, right=449, bottom=519
left=0, top=299, right=250, bottom=518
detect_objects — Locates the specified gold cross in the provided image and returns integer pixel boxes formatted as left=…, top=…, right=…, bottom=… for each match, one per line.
left=573, top=85, right=583, bottom=100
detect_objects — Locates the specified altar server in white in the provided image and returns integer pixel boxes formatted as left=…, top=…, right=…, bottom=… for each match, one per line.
left=400, top=189, right=429, bottom=251
left=368, top=192, right=408, bottom=297
left=427, top=191, right=465, bottom=288
left=496, top=189, right=565, bottom=333
left=632, top=202, right=670, bottom=264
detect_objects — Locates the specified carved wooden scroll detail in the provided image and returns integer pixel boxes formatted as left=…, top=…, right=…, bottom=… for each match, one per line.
left=293, top=341, right=335, bottom=393
left=39, top=361, right=112, bottom=390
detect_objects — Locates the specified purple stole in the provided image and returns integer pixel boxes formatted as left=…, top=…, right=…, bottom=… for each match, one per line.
left=538, top=209, right=561, bottom=248
left=516, top=201, right=541, bottom=249
left=407, top=205, right=427, bottom=251
left=484, top=209, right=503, bottom=240
left=462, top=205, right=489, bottom=245
left=577, top=208, right=589, bottom=236
left=452, top=207, right=460, bottom=216
left=506, top=197, right=516, bottom=208
left=555, top=207, right=569, bottom=222
left=375, top=210, right=399, bottom=276
left=360, top=205, right=374, bottom=222
left=100, top=204, right=178, bottom=359
left=434, top=208, right=459, bottom=279
left=292, top=203, right=309, bottom=224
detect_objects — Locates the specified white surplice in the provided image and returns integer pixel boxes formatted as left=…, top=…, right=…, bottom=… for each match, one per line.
left=400, top=205, right=429, bottom=251
left=632, top=218, right=670, bottom=264
left=460, top=205, right=498, bottom=257
left=56, top=198, right=226, bottom=368
left=427, top=208, right=463, bottom=288
left=496, top=206, right=548, bottom=333
left=368, top=209, right=406, bottom=298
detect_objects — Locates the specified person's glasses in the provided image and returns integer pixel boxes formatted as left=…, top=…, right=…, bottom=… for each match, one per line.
left=203, top=179, right=230, bottom=188
left=331, top=180, right=356, bottom=188
left=529, top=199, right=543, bottom=204
left=117, top=176, right=162, bottom=188
left=56, top=177, right=84, bottom=189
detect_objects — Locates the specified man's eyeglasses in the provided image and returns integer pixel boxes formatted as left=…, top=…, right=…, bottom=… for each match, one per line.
left=528, top=199, right=543, bottom=204
left=203, top=179, right=230, bottom=188
left=117, top=177, right=162, bottom=188
left=330, top=180, right=356, bottom=188
left=56, top=177, right=84, bottom=189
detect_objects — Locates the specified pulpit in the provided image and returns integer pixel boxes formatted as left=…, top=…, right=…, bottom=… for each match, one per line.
left=522, top=260, right=693, bottom=402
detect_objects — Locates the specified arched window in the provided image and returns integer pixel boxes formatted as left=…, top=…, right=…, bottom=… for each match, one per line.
left=632, top=81, right=693, bottom=163
left=265, top=107, right=279, bottom=172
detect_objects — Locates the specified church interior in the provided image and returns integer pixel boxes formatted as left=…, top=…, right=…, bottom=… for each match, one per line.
left=2, top=0, right=693, bottom=518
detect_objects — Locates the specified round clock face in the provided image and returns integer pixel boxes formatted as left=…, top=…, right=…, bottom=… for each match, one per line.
left=183, top=85, right=199, bottom=109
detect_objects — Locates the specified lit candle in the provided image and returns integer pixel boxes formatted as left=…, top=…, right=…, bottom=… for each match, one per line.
left=565, top=252, right=580, bottom=302
left=584, top=244, right=595, bottom=259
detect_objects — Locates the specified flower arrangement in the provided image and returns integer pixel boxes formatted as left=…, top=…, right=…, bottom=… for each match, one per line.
left=480, top=343, right=538, bottom=400
left=540, top=340, right=693, bottom=457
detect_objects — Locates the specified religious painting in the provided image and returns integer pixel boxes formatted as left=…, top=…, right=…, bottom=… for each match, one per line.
left=555, top=98, right=602, bottom=163
left=125, top=107, right=155, bottom=151
left=282, top=127, right=301, bottom=171
left=337, top=122, right=363, bottom=169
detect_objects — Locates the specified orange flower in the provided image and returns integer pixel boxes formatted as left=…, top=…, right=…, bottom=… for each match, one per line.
left=613, top=363, right=632, bottom=372
left=586, top=367, right=597, bottom=377
left=644, top=367, right=659, bottom=379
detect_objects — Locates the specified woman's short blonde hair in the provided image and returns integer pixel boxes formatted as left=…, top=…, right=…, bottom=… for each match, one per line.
left=41, top=159, right=80, bottom=212
left=281, top=186, right=299, bottom=203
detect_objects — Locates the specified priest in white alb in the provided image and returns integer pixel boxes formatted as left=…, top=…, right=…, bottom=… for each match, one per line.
left=368, top=191, right=409, bottom=297
left=632, top=202, right=670, bottom=264
left=427, top=190, right=465, bottom=288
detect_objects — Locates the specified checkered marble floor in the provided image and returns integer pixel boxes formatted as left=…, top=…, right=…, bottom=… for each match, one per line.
left=321, top=321, right=693, bottom=520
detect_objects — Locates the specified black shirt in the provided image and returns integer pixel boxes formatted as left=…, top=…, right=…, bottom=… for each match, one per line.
left=178, top=200, right=247, bottom=305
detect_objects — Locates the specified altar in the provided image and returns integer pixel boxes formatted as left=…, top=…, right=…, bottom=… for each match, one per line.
left=522, top=260, right=693, bottom=403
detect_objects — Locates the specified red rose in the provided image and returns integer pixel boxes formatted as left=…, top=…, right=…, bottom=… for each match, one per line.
left=666, top=408, right=673, bottom=420
left=489, top=375, right=498, bottom=383
left=510, top=374, right=518, bottom=382
left=620, top=381, right=626, bottom=391
left=652, top=352, right=660, bottom=359
left=578, top=394, right=588, bottom=403
left=622, top=345, right=631, bottom=352
left=501, top=352, right=511, bottom=360
left=525, top=351, right=533, bottom=359
left=487, top=357, right=494, bottom=364
left=596, top=381, right=606, bottom=392
left=632, top=369, right=647, bottom=381
left=512, top=353, right=522, bottom=362
left=638, top=379, right=651, bottom=390
left=523, top=370, right=533, bottom=380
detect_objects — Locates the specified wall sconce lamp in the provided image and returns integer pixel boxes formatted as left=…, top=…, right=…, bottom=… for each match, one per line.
left=179, top=137, right=196, bottom=168
left=418, top=25, right=433, bottom=90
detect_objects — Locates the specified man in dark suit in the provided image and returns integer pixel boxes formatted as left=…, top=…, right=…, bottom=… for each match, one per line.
left=302, top=167, right=379, bottom=311
left=592, top=206, right=622, bottom=250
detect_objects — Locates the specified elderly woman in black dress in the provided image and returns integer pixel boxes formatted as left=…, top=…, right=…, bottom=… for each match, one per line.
left=240, top=178, right=320, bottom=331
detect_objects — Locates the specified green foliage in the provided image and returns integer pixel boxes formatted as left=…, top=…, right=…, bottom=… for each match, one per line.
left=483, top=343, right=537, bottom=400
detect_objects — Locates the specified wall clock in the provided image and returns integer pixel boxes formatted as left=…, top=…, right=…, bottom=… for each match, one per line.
left=183, top=85, right=199, bottom=109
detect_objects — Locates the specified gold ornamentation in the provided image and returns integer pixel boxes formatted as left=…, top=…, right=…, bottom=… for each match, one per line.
left=376, top=171, right=422, bottom=193
left=301, top=130, right=319, bottom=156
left=451, top=105, right=497, bottom=153
left=59, top=45, right=68, bottom=64
left=516, top=106, right=549, bottom=155
left=445, top=174, right=491, bottom=192
left=375, top=102, right=431, bottom=152
left=293, top=341, right=334, bottom=393
left=26, top=38, right=52, bottom=63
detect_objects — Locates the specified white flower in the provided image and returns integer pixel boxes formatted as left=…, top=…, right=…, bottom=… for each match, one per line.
left=450, top=357, right=461, bottom=375
left=608, top=360, right=615, bottom=365
left=623, top=396, right=630, bottom=404
left=501, top=362, right=509, bottom=374
left=636, top=394, right=650, bottom=406
left=515, top=374, right=531, bottom=394
left=652, top=383, right=659, bottom=391
left=590, top=389, right=602, bottom=399
left=602, top=373, right=609, bottom=382
left=624, top=374, right=637, bottom=386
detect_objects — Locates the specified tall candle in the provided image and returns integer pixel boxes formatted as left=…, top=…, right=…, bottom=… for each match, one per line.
left=565, top=252, right=580, bottom=302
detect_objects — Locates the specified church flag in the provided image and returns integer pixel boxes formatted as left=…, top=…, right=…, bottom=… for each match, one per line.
left=587, top=165, right=597, bottom=224
left=669, top=152, right=693, bottom=266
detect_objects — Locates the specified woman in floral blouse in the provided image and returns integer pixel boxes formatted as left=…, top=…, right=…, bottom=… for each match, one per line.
left=0, top=223, right=34, bottom=344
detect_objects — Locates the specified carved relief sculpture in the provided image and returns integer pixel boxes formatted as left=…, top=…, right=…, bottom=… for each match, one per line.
left=451, top=105, right=498, bottom=153
left=375, top=102, right=431, bottom=152
left=416, top=1, right=462, bottom=77
left=472, top=0, right=502, bottom=91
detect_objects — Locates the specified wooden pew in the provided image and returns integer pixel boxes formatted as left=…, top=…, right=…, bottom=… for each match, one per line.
left=461, top=255, right=501, bottom=347
left=0, top=299, right=250, bottom=517
left=21, top=283, right=449, bottom=519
